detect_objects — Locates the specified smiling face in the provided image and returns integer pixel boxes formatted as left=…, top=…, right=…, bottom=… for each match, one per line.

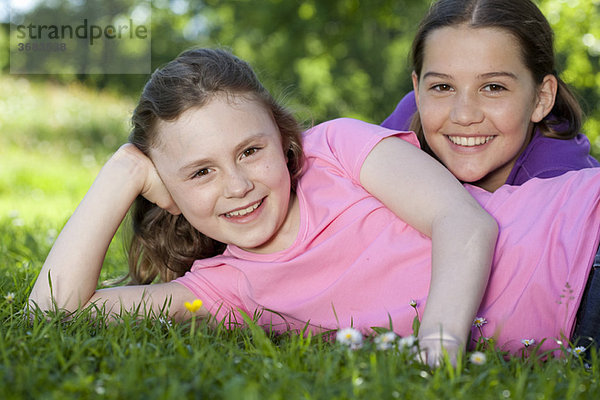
left=149, top=95, right=299, bottom=254
left=413, top=25, right=554, bottom=191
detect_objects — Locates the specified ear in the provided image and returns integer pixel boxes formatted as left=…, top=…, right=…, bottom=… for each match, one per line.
left=411, top=71, right=420, bottom=106
left=531, top=74, right=557, bottom=123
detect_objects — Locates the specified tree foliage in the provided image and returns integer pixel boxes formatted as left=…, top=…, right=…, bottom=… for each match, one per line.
left=1, top=0, right=598, bottom=153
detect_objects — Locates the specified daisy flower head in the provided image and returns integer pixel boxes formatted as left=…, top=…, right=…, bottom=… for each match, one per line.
left=469, top=351, right=487, bottom=365
left=567, top=346, right=586, bottom=357
left=521, top=338, right=536, bottom=348
left=336, top=328, right=363, bottom=349
left=374, top=331, right=398, bottom=350
left=4, top=292, right=15, bottom=304
left=409, top=299, right=418, bottom=308
left=398, top=335, right=417, bottom=348
left=473, top=316, right=487, bottom=327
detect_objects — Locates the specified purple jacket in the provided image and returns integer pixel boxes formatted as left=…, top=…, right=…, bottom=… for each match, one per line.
left=382, top=91, right=599, bottom=185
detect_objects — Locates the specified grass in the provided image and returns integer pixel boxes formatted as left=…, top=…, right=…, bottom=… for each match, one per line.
left=1, top=228, right=600, bottom=400
left=2, top=76, right=600, bottom=399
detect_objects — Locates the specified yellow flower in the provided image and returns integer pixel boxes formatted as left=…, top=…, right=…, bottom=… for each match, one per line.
left=184, top=299, right=203, bottom=313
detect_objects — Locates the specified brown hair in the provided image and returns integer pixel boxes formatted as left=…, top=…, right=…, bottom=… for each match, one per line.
left=410, top=0, right=583, bottom=154
left=127, top=48, right=304, bottom=284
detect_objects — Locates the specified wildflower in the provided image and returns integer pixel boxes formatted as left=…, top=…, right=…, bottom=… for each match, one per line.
left=398, top=335, right=417, bottom=348
left=469, top=351, right=487, bottom=365
left=374, top=331, right=398, bottom=350
left=184, top=299, right=203, bottom=313
left=4, top=292, right=15, bottom=304
left=567, top=346, right=586, bottom=357
left=521, top=338, right=535, bottom=347
left=473, top=316, right=487, bottom=327
left=336, top=328, right=363, bottom=349
left=409, top=299, right=421, bottom=324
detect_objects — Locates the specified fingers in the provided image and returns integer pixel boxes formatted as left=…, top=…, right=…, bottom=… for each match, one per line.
left=142, top=171, right=182, bottom=215
left=154, top=194, right=182, bottom=216
left=116, top=144, right=182, bottom=216
left=417, top=335, right=463, bottom=367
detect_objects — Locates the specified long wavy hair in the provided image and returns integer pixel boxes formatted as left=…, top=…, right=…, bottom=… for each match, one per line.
left=409, top=0, right=583, bottom=155
left=127, top=48, right=304, bottom=284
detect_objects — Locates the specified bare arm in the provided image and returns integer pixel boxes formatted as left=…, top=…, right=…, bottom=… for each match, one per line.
left=28, top=144, right=201, bottom=321
left=359, top=136, right=498, bottom=364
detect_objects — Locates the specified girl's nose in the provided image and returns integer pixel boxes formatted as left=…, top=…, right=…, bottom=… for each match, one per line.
left=449, top=92, right=484, bottom=126
left=223, top=168, right=254, bottom=198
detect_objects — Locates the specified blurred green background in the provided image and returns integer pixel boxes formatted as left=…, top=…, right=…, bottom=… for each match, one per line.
left=0, top=0, right=599, bottom=225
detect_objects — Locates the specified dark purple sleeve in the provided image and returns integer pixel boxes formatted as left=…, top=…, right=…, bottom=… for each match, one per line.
left=381, top=91, right=418, bottom=131
left=507, top=129, right=600, bottom=186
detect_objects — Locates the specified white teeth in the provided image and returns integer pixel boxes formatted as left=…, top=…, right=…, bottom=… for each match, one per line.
left=225, top=201, right=261, bottom=218
left=448, top=135, right=494, bottom=147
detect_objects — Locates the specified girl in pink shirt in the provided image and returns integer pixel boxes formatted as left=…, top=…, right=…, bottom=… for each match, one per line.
left=28, top=48, right=497, bottom=366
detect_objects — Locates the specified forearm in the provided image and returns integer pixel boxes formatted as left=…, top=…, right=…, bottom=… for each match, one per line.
left=28, top=149, right=146, bottom=312
left=419, top=209, right=497, bottom=344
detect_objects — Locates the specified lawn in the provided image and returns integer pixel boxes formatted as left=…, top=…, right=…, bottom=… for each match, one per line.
left=1, top=76, right=599, bottom=399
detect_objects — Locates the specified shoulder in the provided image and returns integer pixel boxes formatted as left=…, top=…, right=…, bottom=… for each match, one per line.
left=298, top=118, right=416, bottom=186
left=304, top=117, right=387, bottom=136
left=303, top=118, right=419, bottom=151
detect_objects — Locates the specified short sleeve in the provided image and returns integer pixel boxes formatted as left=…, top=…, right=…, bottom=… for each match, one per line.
left=302, top=118, right=419, bottom=183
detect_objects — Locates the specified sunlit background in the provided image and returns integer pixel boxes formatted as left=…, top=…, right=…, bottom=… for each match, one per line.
left=0, top=0, right=599, bottom=226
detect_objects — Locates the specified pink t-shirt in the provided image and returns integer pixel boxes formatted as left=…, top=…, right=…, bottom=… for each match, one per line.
left=175, top=118, right=600, bottom=353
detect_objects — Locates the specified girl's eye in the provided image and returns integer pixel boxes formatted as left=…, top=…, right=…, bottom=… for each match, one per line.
left=482, top=84, right=506, bottom=92
left=193, top=168, right=211, bottom=178
left=431, top=84, right=453, bottom=92
left=241, top=147, right=259, bottom=158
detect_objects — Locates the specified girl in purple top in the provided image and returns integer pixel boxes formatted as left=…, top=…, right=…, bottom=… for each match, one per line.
left=383, top=0, right=600, bottom=350
left=382, top=0, right=598, bottom=193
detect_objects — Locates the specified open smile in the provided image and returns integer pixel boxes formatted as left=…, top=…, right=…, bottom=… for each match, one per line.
left=223, top=199, right=264, bottom=218
left=447, top=135, right=495, bottom=147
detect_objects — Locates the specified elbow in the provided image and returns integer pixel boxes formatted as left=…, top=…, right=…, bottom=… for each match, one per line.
left=27, top=286, right=60, bottom=314
left=437, top=204, right=499, bottom=249
left=468, top=206, right=498, bottom=243
left=27, top=291, right=53, bottom=316
left=470, top=210, right=499, bottom=260
left=27, top=278, right=83, bottom=315
left=480, top=210, right=499, bottom=240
